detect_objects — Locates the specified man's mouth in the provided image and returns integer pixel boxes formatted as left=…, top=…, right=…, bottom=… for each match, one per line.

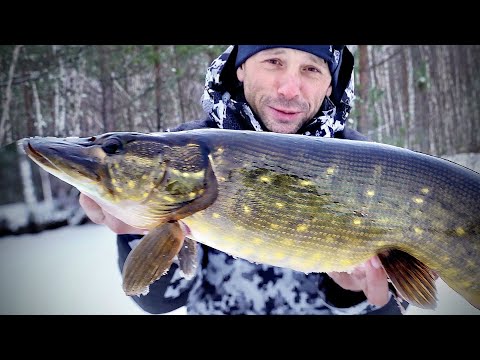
left=269, top=106, right=302, bottom=120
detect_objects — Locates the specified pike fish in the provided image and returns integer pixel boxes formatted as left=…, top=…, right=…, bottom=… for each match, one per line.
left=21, top=129, right=480, bottom=310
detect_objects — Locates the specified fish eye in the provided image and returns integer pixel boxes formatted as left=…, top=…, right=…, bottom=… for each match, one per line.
left=102, top=137, right=124, bottom=154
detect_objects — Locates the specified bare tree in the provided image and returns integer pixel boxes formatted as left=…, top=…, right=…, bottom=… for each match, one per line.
left=357, top=45, right=369, bottom=134
left=98, top=45, right=114, bottom=132
left=0, top=45, right=22, bottom=145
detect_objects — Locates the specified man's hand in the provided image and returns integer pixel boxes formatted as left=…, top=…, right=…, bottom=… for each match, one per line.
left=79, top=193, right=147, bottom=235
left=327, top=256, right=390, bottom=307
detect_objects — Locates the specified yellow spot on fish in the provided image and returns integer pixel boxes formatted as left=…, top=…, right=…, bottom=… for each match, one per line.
left=270, top=223, right=280, bottom=229
left=326, top=167, right=335, bottom=175
left=212, top=213, right=221, bottom=219
left=413, top=197, right=424, bottom=204
left=414, top=227, right=423, bottom=234
left=215, top=147, right=224, bottom=154
left=275, top=202, right=284, bottom=208
left=189, top=192, right=197, bottom=199
left=143, top=192, right=149, bottom=198
left=163, top=195, right=175, bottom=202
left=456, top=227, right=466, bottom=236
left=421, top=187, right=429, bottom=194
left=190, top=170, right=206, bottom=179
left=142, top=174, right=148, bottom=180
left=282, top=238, right=294, bottom=247
left=300, top=180, right=313, bottom=186
left=310, top=253, right=324, bottom=262
left=128, top=180, right=135, bottom=189
left=260, top=176, right=271, bottom=183
left=252, top=238, right=263, bottom=245
left=324, top=235, right=335, bottom=243
left=114, top=163, right=120, bottom=169
left=111, top=179, right=117, bottom=185
left=243, top=205, right=251, bottom=214
left=353, top=218, right=362, bottom=225
left=366, top=190, right=375, bottom=197
left=296, top=224, right=309, bottom=232
left=340, top=258, right=353, bottom=266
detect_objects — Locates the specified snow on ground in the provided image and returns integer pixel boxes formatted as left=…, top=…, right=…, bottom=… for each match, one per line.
left=0, top=223, right=186, bottom=315
left=0, top=223, right=478, bottom=315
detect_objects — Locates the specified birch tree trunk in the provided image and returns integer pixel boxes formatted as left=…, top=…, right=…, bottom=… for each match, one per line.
left=32, top=82, right=44, bottom=136
left=31, top=81, right=54, bottom=209
left=153, top=45, right=163, bottom=131
left=98, top=45, right=114, bottom=132
left=17, top=140, right=39, bottom=224
left=0, top=45, right=22, bottom=146
left=405, top=46, right=415, bottom=150
left=52, top=45, right=67, bottom=136
left=357, top=45, right=369, bottom=134
left=173, top=46, right=187, bottom=124
left=70, top=52, right=86, bottom=135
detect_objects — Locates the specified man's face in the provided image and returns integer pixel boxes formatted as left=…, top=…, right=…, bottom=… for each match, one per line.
left=236, top=47, right=333, bottom=134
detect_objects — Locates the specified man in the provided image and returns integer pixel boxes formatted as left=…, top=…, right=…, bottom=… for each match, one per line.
left=80, top=45, right=405, bottom=314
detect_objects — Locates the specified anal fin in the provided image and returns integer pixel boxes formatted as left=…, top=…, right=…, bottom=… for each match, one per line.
left=377, top=249, right=438, bottom=309
left=122, top=221, right=184, bottom=296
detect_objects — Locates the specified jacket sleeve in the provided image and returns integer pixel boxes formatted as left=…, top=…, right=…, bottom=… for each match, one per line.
left=117, top=234, right=198, bottom=314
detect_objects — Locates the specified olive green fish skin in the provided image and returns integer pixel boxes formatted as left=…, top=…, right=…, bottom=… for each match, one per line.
left=22, top=129, right=480, bottom=307
left=183, top=131, right=479, bottom=280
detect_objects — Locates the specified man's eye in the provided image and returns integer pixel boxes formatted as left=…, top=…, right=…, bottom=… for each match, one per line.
left=266, top=59, right=281, bottom=65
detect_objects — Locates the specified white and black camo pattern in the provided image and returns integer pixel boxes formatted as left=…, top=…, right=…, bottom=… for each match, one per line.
left=147, top=45, right=395, bottom=315
left=160, top=247, right=387, bottom=315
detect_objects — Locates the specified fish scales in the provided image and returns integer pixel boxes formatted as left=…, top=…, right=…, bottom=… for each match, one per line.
left=21, top=129, right=480, bottom=309
left=183, top=131, right=480, bottom=308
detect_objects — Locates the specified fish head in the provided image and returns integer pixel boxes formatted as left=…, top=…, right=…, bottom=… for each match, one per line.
left=22, top=131, right=218, bottom=225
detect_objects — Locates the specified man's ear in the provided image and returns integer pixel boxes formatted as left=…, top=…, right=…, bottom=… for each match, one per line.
left=236, top=64, right=245, bottom=82
left=327, top=84, right=332, bottom=97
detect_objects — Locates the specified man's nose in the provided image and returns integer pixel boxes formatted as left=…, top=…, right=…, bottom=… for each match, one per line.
left=277, top=72, right=301, bottom=99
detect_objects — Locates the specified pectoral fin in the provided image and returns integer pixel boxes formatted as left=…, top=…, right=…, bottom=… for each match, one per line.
left=377, top=249, right=438, bottom=309
left=177, top=236, right=198, bottom=280
left=122, top=221, right=184, bottom=296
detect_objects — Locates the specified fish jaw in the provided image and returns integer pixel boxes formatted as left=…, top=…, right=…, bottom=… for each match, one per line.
left=22, top=136, right=105, bottom=196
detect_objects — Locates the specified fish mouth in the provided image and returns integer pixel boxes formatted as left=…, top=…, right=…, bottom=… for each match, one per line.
left=22, top=137, right=102, bottom=183
left=24, top=139, right=61, bottom=172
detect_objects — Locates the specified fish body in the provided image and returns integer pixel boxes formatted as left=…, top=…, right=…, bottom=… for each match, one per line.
left=22, top=129, right=480, bottom=310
